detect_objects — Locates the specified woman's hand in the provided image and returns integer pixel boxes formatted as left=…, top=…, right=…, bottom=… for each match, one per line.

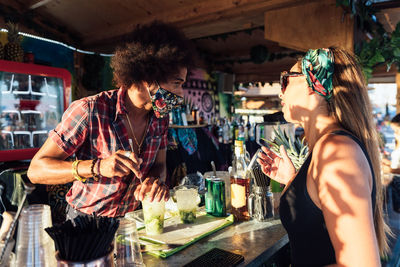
left=256, top=145, right=296, bottom=185
left=134, top=177, right=169, bottom=202
left=382, top=157, right=392, bottom=174
left=99, top=150, right=143, bottom=179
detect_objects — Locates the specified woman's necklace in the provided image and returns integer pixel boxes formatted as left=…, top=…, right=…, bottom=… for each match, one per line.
left=125, top=113, right=149, bottom=155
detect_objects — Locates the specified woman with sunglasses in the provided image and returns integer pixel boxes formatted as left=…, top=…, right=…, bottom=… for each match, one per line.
left=27, top=21, right=194, bottom=219
left=257, top=48, right=389, bottom=266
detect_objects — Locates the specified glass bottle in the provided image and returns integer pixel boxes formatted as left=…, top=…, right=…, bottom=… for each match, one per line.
left=223, top=118, right=230, bottom=144
left=230, top=140, right=250, bottom=221
left=217, top=119, right=224, bottom=144
left=237, top=118, right=245, bottom=141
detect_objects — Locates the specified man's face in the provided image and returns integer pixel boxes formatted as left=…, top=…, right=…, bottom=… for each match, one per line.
left=156, top=68, right=187, bottom=97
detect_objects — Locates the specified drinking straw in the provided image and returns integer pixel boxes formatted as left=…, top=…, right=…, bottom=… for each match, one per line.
left=129, top=138, right=143, bottom=184
left=45, top=216, right=120, bottom=262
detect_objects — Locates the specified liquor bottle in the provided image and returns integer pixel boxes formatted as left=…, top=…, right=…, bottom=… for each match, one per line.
left=249, top=122, right=255, bottom=141
left=223, top=118, right=230, bottom=144
left=181, top=106, right=188, bottom=126
left=237, top=118, right=245, bottom=141
left=230, top=117, right=238, bottom=141
left=217, top=119, right=223, bottom=144
left=230, top=140, right=250, bottom=221
left=245, top=119, right=251, bottom=141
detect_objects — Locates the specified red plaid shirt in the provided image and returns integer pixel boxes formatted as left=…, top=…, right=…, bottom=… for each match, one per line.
left=49, top=88, right=168, bottom=217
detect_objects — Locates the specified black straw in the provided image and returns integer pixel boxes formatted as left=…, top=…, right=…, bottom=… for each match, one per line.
left=45, top=216, right=120, bottom=262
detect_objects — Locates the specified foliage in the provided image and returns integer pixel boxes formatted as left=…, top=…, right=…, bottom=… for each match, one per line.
left=337, top=0, right=400, bottom=81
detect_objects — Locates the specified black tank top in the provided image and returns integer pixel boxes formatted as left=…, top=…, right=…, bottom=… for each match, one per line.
left=279, top=130, right=376, bottom=267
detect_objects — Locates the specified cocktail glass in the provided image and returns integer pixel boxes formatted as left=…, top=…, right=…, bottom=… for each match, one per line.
left=142, top=193, right=165, bottom=235
left=173, top=185, right=200, bottom=224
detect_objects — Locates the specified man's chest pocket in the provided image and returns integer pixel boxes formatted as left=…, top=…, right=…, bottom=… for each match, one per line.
left=141, top=136, right=162, bottom=171
left=91, top=136, right=118, bottom=157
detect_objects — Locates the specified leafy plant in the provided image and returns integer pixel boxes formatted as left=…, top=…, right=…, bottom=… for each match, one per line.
left=262, top=126, right=309, bottom=170
left=337, top=0, right=400, bottom=81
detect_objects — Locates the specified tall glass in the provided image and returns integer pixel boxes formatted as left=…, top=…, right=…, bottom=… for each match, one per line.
left=142, top=193, right=165, bottom=235
left=15, top=204, right=56, bottom=267
left=114, top=218, right=144, bottom=267
left=173, top=185, right=200, bottom=223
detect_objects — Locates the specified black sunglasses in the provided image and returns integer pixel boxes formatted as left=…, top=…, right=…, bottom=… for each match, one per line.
left=280, top=71, right=304, bottom=94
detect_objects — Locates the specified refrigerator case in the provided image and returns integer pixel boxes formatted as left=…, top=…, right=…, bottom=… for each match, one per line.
left=0, top=59, right=71, bottom=162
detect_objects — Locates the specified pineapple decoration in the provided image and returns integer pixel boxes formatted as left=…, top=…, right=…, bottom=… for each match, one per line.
left=262, top=126, right=309, bottom=170
left=4, top=22, right=24, bottom=62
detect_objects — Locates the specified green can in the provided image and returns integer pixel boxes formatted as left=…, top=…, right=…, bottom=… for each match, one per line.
left=211, top=178, right=226, bottom=217
left=205, top=177, right=214, bottom=214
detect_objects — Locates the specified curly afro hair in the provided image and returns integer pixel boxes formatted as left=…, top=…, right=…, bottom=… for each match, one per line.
left=111, top=21, right=195, bottom=88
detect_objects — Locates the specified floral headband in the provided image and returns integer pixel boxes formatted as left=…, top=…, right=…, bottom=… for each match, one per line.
left=301, top=48, right=334, bottom=101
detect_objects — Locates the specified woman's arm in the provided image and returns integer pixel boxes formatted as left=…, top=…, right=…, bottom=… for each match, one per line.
left=311, top=134, right=380, bottom=267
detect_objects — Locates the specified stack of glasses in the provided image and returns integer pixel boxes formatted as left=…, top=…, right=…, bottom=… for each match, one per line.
left=15, top=204, right=56, bottom=267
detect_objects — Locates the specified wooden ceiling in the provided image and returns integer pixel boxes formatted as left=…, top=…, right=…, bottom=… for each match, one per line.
left=0, top=0, right=399, bottom=83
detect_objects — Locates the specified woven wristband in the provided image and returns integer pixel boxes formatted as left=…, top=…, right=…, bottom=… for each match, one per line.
left=90, top=158, right=100, bottom=181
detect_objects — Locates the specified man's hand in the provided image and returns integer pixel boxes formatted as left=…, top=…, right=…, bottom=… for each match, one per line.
left=134, top=177, right=169, bottom=202
left=99, top=150, right=143, bottom=179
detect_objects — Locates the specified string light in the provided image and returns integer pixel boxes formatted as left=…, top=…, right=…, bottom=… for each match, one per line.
left=0, top=28, right=114, bottom=57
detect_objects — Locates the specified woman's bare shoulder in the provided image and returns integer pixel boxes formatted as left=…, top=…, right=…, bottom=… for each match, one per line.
left=311, top=131, right=371, bottom=184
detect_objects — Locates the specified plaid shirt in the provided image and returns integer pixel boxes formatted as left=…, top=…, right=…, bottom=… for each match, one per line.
left=49, top=88, right=168, bottom=217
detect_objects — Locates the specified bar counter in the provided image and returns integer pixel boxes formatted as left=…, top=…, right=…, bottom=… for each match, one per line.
left=142, top=218, right=288, bottom=266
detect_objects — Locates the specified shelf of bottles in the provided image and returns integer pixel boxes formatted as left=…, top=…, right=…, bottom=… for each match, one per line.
left=0, top=71, right=64, bottom=150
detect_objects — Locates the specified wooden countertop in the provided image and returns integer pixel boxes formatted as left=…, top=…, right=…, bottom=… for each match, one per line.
left=142, top=218, right=288, bottom=266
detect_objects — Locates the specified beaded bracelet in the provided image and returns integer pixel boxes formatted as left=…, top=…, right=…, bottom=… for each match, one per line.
left=90, top=158, right=99, bottom=181
left=72, top=160, right=86, bottom=182
left=96, top=159, right=102, bottom=180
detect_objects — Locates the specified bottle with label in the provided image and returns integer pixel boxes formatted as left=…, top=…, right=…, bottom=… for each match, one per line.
left=230, top=140, right=250, bottom=221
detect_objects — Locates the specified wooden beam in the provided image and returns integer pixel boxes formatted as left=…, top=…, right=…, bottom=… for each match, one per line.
left=264, top=0, right=354, bottom=52
left=83, top=0, right=320, bottom=47
left=0, top=1, right=82, bottom=46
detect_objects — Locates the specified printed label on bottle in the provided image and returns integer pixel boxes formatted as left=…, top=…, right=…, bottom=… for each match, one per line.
left=231, top=184, right=246, bottom=208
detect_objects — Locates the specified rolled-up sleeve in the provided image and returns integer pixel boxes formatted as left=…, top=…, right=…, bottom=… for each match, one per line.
left=49, top=99, right=90, bottom=156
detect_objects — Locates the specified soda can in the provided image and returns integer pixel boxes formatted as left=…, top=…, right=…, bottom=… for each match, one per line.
left=205, top=177, right=214, bottom=214
left=212, top=178, right=226, bottom=217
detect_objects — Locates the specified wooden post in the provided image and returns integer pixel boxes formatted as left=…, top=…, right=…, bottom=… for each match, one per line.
left=396, top=72, right=400, bottom=114
left=264, top=0, right=354, bottom=52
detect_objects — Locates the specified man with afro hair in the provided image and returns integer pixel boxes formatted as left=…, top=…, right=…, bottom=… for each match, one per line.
left=28, top=21, right=195, bottom=219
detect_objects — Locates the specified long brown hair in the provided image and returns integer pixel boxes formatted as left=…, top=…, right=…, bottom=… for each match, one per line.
left=326, top=47, right=390, bottom=256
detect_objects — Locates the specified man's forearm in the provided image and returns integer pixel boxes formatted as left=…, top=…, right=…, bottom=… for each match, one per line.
left=28, top=158, right=93, bottom=184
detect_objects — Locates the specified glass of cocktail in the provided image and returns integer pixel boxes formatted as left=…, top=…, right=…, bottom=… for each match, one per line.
left=142, top=193, right=165, bottom=235
left=173, top=185, right=200, bottom=223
